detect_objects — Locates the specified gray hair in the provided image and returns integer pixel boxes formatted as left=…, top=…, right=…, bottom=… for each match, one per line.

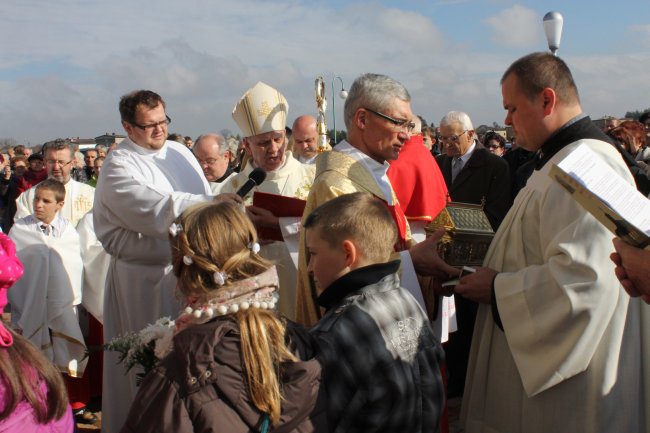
left=439, top=111, right=474, bottom=131
left=412, top=116, right=422, bottom=135
left=95, top=144, right=107, bottom=152
left=226, top=136, right=240, bottom=154
left=42, top=139, right=75, bottom=159
left=343, top=73, right=411, bottom=130
left=195, top=133, right=229, bottom=154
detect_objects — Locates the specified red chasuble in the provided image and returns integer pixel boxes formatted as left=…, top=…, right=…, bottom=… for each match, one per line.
left=387, top=135, right=448, bottom=222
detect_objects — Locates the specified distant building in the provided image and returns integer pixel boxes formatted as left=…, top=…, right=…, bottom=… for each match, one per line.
left=95, top=133, right=126, bottom=147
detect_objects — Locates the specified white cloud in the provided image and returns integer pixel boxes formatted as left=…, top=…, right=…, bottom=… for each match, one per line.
left=0, top=1, right=649, bottom=144
left=483, top=5, right=543, bottom=49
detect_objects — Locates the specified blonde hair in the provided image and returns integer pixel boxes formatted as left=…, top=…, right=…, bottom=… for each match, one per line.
left=170, top=202, right=296, bottom=424
left=304, top=192, right=398, bottom=263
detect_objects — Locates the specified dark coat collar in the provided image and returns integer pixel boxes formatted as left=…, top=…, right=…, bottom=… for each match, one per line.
left=535, top=116, right=612, bottom=170
left=316, top=260, right=401, bottom=310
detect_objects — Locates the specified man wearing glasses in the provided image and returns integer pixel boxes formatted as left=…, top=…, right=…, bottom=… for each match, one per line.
left=15, top=139, right=95, bottom=226
left=295, top=73, right=458, bottom=335
left=93, top=89, right=240, bottom=433
left=192, top=133, right=235, bottom=193
left=435, top=111, right=511, bottom=231
left=434, top=111, right=511, bottom=402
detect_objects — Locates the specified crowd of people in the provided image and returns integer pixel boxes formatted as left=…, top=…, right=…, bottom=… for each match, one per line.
left=0, top=51, right=649, bottom=433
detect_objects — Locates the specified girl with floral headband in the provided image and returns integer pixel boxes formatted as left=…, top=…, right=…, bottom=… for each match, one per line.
left=121, top=201, right=325, bottom=433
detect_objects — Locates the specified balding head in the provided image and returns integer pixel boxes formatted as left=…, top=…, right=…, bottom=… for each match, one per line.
left=292, top=115, right=318, bottom=162
left=193, top=134, right=231, bottom=182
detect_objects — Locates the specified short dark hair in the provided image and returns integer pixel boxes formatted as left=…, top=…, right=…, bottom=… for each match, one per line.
left=35, top=178, right=66, bottom=202
left=119, top=90, right=165, bottom=125
left=483, top=131, right=506, bottom=148
left=27, top=153, right=44, bottom=162
left=41, top=139, right=74, bottom=160
left=304, top=192, right=397, bottom=263
left=501, top=52, right=580, bottom=105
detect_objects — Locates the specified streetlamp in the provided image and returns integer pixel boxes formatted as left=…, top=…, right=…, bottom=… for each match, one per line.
left=331, top=76, right=347, bottom=145
left=543, top=11, right=563, bottom=56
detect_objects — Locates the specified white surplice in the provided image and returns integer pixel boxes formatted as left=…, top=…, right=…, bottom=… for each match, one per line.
left=77, top=211, right=110, bottom=324
left=93, top=138, right=212, bottom=433
left=220, top=152, right=315, bottom=320
left=461, top=139, right=650, bottom=433
left=8, top=215, right=86, bottom=377
left=15, top=179, right=95, bottom=227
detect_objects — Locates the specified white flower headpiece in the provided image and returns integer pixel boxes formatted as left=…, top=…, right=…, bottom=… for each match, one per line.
left=169, top=222, right=182, bottom=237
left=213, top=271, right=227, bottom=286
left=248, top=241, right=261, bottom=254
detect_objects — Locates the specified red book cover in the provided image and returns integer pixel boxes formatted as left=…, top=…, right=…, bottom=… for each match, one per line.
left=252, top=192, right=307, bottom=241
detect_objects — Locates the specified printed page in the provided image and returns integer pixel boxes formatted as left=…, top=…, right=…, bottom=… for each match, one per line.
left=557, top=144, right=650, bottom=235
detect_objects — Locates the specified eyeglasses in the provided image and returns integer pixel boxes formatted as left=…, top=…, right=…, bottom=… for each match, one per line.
left=45, top=159, right=74, bottom=167
left=487, top=144, right=502, bottom=150
left=131, top=115, right=171, bottom=131
left=439, top=130, right=468, bottom=144
left=364, top=108, right=416, bottom=133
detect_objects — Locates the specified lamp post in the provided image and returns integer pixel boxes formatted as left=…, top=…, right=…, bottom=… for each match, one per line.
left=543, top=11, right=564, bottom=56
left=331, top=76, right=347, bottom=145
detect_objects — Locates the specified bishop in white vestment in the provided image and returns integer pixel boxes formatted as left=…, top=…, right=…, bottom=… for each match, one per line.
left=226, top=81, right=315, bottom=320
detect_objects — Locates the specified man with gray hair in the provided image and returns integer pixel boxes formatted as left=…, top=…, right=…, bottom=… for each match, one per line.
left=15, top=139, right=95, bottom=226
left=295, top=73, right=458, bottom=330
left=436, top=111, right=511, bottom=230
left=434, top=110, right=511, bottom=401
left=193, top=133, right=234, bottom=193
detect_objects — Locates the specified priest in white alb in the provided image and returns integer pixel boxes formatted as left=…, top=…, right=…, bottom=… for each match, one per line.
left=456, top=52, right=649, bottom=433
left=93, top=89, right=240, bottom=433
left=220, top=82, right=315, bottom=320
left=15, top=139, right=95, bottom=226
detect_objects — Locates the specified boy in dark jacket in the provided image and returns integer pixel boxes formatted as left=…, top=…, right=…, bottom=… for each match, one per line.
left=306, top=192, right=445, bottom=433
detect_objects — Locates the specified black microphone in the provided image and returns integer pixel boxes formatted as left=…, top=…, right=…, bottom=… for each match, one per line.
left=236, top=167, right=267, bottom=198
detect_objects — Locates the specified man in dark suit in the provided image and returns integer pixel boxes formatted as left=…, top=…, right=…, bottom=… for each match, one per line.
left=435, top=110, right=511, bottom=399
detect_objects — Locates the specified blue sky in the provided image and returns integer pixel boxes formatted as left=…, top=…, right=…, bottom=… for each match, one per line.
left=1, top=0, right=649, bottom=145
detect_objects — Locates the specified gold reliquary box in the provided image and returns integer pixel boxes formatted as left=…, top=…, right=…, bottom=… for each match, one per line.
left=425, top=202, right=495, bottom=267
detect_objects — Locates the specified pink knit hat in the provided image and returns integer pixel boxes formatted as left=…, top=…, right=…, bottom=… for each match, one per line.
left=0, top=233, right=24, bottom=347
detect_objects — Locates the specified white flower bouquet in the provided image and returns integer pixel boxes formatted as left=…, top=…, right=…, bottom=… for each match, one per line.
left=104, top=317, right=175, bottom=385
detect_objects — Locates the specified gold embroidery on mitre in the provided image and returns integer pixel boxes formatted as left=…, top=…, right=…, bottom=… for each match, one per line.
left=257, top=101, right=273, bottom=117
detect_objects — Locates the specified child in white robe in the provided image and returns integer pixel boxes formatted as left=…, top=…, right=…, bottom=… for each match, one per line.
left=8, top=179, right=93, bottom=422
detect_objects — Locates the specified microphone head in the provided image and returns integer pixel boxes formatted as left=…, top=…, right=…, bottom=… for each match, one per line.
left=249, top=167, right=267, bottom=186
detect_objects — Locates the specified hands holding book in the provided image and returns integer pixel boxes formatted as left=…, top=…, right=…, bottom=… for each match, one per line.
left=611, top=238, right=650, bottom=304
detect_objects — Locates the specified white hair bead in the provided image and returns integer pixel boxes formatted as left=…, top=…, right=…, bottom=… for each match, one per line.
left=260, top=302, right=268, bottom=309
left=205, top=308, right=214, bottom=317
left=240, top=302, right=250, bottom=310
left=217, top=305, right=228, bottom=315
left=184, top=306, right=193, bottom=314
left=183, top=255, right=193, bottom=265
left=192, top=309, right=202, bottom=318
left=253, top=301, right=261, bottom=309
left=230, top=304, right=240, bottom=313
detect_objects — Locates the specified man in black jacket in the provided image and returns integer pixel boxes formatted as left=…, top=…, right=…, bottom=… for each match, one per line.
left=435, top=110, right=511, bottom=399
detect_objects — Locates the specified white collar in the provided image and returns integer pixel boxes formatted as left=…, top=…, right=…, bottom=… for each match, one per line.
left=456, top=141, right=477, bottom=165
left=335, top=140, right=394, bottom=204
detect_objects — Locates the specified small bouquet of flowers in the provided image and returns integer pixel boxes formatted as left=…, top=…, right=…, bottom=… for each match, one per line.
left=104, top=317, right=175, bottom=385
